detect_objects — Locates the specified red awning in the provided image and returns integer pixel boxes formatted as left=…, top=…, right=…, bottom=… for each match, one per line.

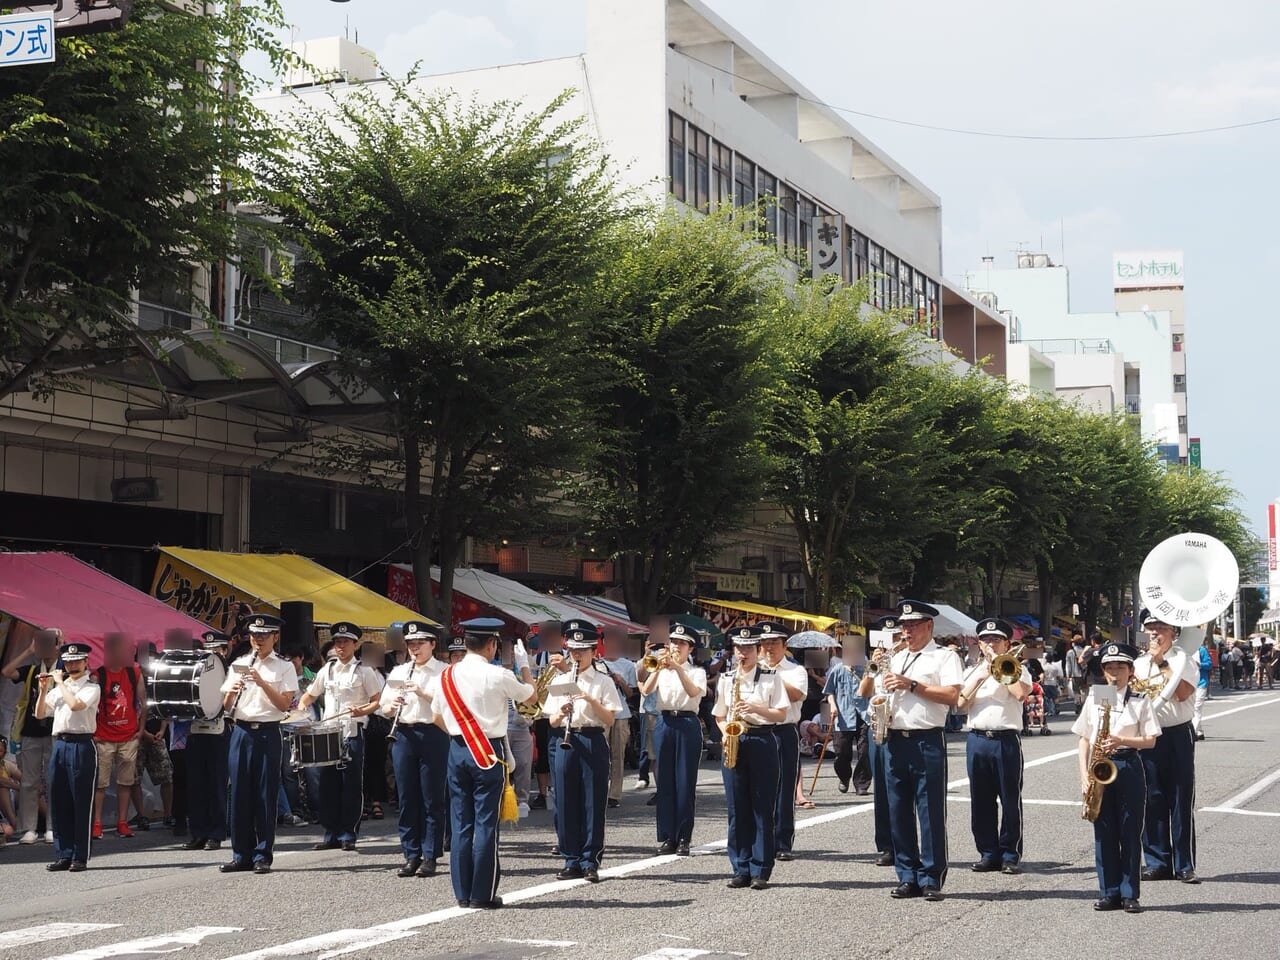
left=0, top=553, right=208, bottom=665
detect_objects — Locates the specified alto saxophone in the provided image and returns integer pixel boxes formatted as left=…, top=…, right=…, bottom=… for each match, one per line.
left=1081, top=701, right=1118, bottom=822
left=723, top=668, right=745, bottom=769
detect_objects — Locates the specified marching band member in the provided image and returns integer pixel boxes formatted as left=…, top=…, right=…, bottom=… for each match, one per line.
left=858, top=615, right=900, bottom=866
left=382, top=621, right=448, bottom=878
left=1072, top=642, right=1159, bottom=913
left=34, top=642, right=99, bottom=872
left=528, top=620, right=563, bottom=811
left=297, top=621, right=384, bottom=853
left=218, top=614, right=299, bottom=875
left=1133, top=609, right=1201, bottom=884
left=714, top=626, right=789, bottom=890
left=639, top=622, right=707, bottom=856
left=956, top=617, right=1031, bottom=875
left=756, top=622, right=807, bottom=862
left=880, top=600, right=963, bottom=900
left=545, top=620, right=622, bottom=882
left=182, top=630, right=231, bottom=852
left=427, top=627, right=536, bottom=909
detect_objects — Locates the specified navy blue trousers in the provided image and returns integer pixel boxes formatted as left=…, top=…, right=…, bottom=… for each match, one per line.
left=868, top=734, right=893, bottom=856
left=885, top=728, right=949, bottom=888
left=391, top=724, right=449, bottom=862
left=48, top=736, right=96, bottom=864
left=446, top=736, right=505, bottom=905
left=228, top=723, right=282, bottom=866
left=654, top=715, right=701, bottom=845
left=723, top=728, right=780, bottom=879
left=185, top=731, right=229, bottom=842
left=773, top=723, right=800, bottom=854
left=966, top=730, right=1023, bottom=865
left=552, top=727, right=610, bottom=870
left=1141, top=720, right=1196, bottom=874
left=1093, top=753, right=1146, bottom=899
left=311, top=732, right=364, bottom=844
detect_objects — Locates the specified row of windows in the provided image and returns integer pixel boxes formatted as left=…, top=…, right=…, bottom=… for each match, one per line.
left=669, top=112, right=940, bottom=340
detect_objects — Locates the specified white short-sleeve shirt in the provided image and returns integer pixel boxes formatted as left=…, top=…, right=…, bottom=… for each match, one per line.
left=46, top=675, right=100, bottom=735
left=888, top=640, right=964, bottom=730
left=772, top=659, right=809, bottom=725
left=381, top=657, right=444, bottom=726
left=1132, top=651, right=1199, bottom=728
left=428, top=652, right=534, bottom=737
left=307, top=657, right=385, bottom=735
left=653, top=663, right=707, bottom=712
left=966, top=664, right=1032, bottom=732
left=1071, top=687, right=1161, bottom=742
left=711, top=665, right=790, bottom=725
left=543, top=662, right=623, bottom=729
left=220, top=652, right=299, bottom=722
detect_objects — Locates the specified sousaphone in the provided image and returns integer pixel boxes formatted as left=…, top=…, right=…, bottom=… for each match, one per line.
left=1138, top=532, right=1239, bottom=657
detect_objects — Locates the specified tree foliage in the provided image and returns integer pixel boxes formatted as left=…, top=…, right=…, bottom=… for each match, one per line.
left=265, top=79, right=626, bottom=624
left=0, top=0, right=292, bottom=399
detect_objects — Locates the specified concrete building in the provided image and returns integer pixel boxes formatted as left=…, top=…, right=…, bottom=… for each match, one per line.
left=965, top=253, right=1182, bottom=462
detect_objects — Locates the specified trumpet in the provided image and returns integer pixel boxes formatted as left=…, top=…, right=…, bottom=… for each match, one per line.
left=641, top=648, right=671, bottom=673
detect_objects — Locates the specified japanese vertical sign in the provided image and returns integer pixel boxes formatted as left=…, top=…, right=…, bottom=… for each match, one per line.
left=811, top=214, right=843, bottom=279
left=0, top=12, right=54, bottom=68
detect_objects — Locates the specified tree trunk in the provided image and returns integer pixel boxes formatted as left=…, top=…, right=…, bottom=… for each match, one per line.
left=403, top=431, right=438, bottom=625
left=1036, top=559, right=1055, bottom=642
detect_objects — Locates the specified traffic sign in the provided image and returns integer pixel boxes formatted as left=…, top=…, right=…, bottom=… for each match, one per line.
left=0, top=11, right=54, bottom=68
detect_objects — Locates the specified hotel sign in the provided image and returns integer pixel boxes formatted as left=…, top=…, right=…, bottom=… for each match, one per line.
left=700, top=571, right=759, bottom=596
left=1113, top=250, right=1184, bottom=290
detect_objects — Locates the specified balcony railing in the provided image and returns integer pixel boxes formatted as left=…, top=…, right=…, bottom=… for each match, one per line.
left=138, top=300, right=195, bottom=332
left=1015, top=337, right=1115, bottom=355
left=244, top=329, right=336, bottom=365
left=1124, top=394, right=1141, bottom=415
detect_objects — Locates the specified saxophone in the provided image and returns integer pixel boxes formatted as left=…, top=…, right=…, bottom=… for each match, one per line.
left=1081, top=701, right=1119, bottom=822
left=722, top=668, right=745, bottom=769
left=516, top=663, right=558, bottom=720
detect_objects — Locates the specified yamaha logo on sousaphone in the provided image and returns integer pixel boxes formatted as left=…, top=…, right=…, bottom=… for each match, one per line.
left=1138, top=532, right=1239, bottom=630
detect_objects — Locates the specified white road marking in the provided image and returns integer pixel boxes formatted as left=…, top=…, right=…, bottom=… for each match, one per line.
left=632, top=950, right=712, bottom=960
left=1201, top=695, right=1280, bottom=722
left=0, top=926, right=120, bottom=952
left=947, top=796, right=1077, bottom=806
left=498, top=940, right=577, bottom=948
left=1199, top=807, right=1280, bottom=818
left=218, top=928, right=415, bottom=960
left=44, top=927, right=240, bottom=960
left=1204, top=764, right=1280, bottom=810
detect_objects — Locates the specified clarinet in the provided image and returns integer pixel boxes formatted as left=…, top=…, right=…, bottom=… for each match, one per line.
left=386, top=661, right=416, bottom=743
left=229, top=652, right=258, bottom=719
left=559, top=660, right=580, bottom=751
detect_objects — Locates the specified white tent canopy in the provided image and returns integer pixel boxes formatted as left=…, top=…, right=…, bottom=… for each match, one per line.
left=931, top=603, right=979, bottom=638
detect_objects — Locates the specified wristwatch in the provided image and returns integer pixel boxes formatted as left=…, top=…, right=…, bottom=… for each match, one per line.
left=909, top=680, right=918, bottom=694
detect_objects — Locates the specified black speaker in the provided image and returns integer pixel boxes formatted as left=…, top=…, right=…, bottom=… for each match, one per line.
left=280, top=600, right=315, bottom=659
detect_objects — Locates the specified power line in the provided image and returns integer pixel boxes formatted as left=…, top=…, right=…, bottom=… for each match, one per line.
left=673, top=48, right=1280, bottom=143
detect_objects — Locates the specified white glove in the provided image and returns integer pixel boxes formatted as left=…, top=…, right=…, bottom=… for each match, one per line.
left=513, top=639, right=530, bottom=671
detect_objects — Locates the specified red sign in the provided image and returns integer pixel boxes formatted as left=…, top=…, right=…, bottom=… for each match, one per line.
left=1270, top=504, right=1278, bottom=572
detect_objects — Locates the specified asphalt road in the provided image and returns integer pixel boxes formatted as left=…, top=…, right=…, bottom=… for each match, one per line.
left=3, top=688, right=1279, bottom=960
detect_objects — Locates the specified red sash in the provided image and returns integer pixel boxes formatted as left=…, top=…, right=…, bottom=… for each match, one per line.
left=441, top=666, right=499, bottom=770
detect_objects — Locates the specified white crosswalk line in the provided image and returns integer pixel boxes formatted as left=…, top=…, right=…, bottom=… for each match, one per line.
left=43, top=927, right=240, bottom=960
left=0, top=925, right=120, bottom=952
left=217, top=928, right=417, bottom=960
left=631, top=951, right=713, bottom=960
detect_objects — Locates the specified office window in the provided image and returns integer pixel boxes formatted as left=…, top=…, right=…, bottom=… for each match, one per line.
left=926, top=280, right=940, bottom=339
left=689, top=124, right=710, bottom=210
left=668, top=112, right=686, bottom=202
left=138, top=268, right=195, bottom=331
left=854, top=231, right=869, bottom=280
left=797, top=196, right=817, bottom=265
left=868, top=242, right=885, bottom=307
left=712, top=142, right=733, bottom=207
left=843, top=225, right=855, bottom=284
left=758, top=170, right=778, bottom=241
left=1173, top=374, right=1187, bottom=393
left=884, top=252, right=899, bottom=307
left=734, top=155, right=757, bottom=215
left=777, top=183, right=797, bottom=251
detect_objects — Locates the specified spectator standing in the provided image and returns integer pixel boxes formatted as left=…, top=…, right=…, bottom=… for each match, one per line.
left=3, top=628, right=59, bottom=844
left=92, top=633, right=144, bottom=840
left=0, top=735, right=20, bottom=844
left=1041, top=656, right=1064, bottom=718
left=1192, top=638, right=1212, bottom=741
left=600, top=626, right=637, bottom=809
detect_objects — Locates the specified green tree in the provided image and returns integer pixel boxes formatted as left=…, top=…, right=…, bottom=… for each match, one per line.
left=266, top=80, right=625, bottom=624
left=0, top=0, right=291, bottom=400
left=578, top=207, right=780, bottom=621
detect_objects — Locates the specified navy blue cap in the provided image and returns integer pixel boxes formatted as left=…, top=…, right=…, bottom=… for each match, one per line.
left=402, top=621, right=441, bottom=642
left=667, top=622, right=700, bottom=647
left=330, top=621, right=362, bottom=642
left=59, top=642, right=91, bottom=661
left=447, top=638, right=467, bottom=653
left=246, top=614, right=283, bottom=633
left=750, top=621, right=788, bottom=640
left=201, top=629, right=230, bottom=649
left=895, top=600, right=938, bottom=621
left=976, top=617, right=1016, bottom=641
left=1100, top=642, right=1140, bottom=665
left=1139, top=608, right=1172, bottom=628
left=729, top=625, right=759, bottom=647
left=461, top=617, right=505, bottom=637
left=562, top=620, right=600, bottom=648
left=871, top=616, right=900, bottom=632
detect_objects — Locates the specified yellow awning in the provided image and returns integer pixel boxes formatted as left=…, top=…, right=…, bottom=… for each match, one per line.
left=696, top=597, right=841, bottom=633
left=155, top=547, right=436, bottom=632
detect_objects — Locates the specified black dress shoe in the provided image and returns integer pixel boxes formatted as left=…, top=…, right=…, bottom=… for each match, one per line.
left=971, top=859, right=1000, bottom=872
left=727, top=875, right=751, bottom=889
left=528, top=794, right=547, bottom=810
left=607, top=798, right=620, bottom=808
left=456, top=899, right=471, bottom=909
left=550, top=845, right=561, bottom=857
left=658, top=841, right=677, bottom=854
left=313, top=840, right=341, bottom=851
left=556, top=866, right=584, bottom=880
left=750, top=878, right=769, bottom=890
left=253, top=861, right=272, bottom=875
left=220, top=860, right=252, bottom=873
left=1141, top=866, right=1173, bottom=881
left=1175, top=870, right=1201, bottom=884
left=1001, top=863, right=1021, bottom=875
left=69, top=861, right=87, bottom=873
left=472, top=898, right=503, bottom=910
left=890, top=882, right=922, bottom=899
left=340, top=840, right=357, bottom=852
left=776, top=851, right=795, bottom=862
left=398, top=858, right=422, bottom=878
left=1093, top=896, right=1122, bottom=911
left=921, top=885, right=942, bottom=901
left=854, top=787, right=870, bottom=796
left=837, top=780, right=850, bottom=793
left=47, top=859, right=72, bottom=872
left=676, top=842, right=690, bottom=857
left=416, top=859, right=437, bottom=878
left=181, top=838, right=206, bottom=851
left=874, top=852, right=894, bottom=867
left=646, top=794, right=658, bottom=806
left=1122, top=898, right=1143, bottom=914
left=204, top=839, right=221, bottom=851
left=583, top=867, right=600, bottom=883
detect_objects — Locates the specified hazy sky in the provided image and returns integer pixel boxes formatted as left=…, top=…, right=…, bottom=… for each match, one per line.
left=274, top=0, right=1279, bottom=534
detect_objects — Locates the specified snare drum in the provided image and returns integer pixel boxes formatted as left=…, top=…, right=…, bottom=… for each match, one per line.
left=146, top=650, right=226, bottom=721
left=288, top=720, right=350, bottom=769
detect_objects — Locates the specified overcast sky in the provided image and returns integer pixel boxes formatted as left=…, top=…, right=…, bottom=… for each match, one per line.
left=274, top=0, right=1279, bottom=536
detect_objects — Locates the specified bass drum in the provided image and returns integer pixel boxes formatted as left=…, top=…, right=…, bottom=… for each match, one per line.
left=146, top=650, right=226, bottom=721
